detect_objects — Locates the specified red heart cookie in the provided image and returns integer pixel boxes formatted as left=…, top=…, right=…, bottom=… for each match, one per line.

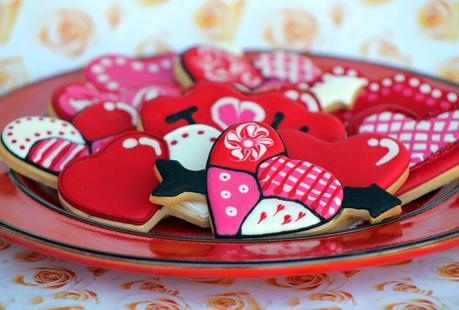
left=58, top=131, right=167, bottom=231
left=257, top=84, right=322, bottom=112
left=354, top=72, right=459, bottom=116
left=140, top=82, right=346, bottom=141
left=85, top=53, right=178, bottom=92
left=51, top=81, right=181, bottom=120
left=350, top=107, right=459, bottom=203
left=176, top=47, right=264, bottom=89
left=279, top=130, right=410, bottom=193
left=252, top=51, right=322, bottom=84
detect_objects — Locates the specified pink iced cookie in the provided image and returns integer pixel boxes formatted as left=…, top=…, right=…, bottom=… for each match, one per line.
left=85, top=53, right=177, bottom=92
left=51, top=81, right=181, bottom=120
left=207, top=167, right=260, bottom=236
left=177, top=47, right=264, bottom=90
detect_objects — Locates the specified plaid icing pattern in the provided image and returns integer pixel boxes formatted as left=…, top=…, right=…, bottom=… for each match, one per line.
left=253, top=52, right=322, bottom=84
left=257, top=155, right=343, bottom=219
left=359, top=110, right=459, bottom=167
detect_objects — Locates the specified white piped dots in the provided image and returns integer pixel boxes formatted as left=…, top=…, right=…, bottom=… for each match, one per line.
left=347, top=69, right=357, bottom=77
left=132, top=61, right=144, bottom=71
left=297, top=83, right=309, bottom=90
left=239, top=184, right=249, bottom=193
left=284, top=90, right=299, bottom=100
left=409, top=78, right=420, bottom=87
left=107, top=81, right=119, bottom=90
left=332, top=66, right=344, bottom=75
left=382, top=78, right=392, bottom=87
left=161, top=60, right=172, bottom=68
left=394, top=74, right=405, bottom=82
left=432, top=89, right=442, bottom=98
left=103, top=102, right=115, bottom=111
left=221, top=190, right=231, bottom=199
left=148, top=64, right=159, bottom=73
left=122, top=138, right=138, bottom=149
left=225, top=206, right=237, bottom=217
left=447, top=92, right=458, bottom=102
left=91, top=65, right=104, bottom=73
left=369, top=83, right=380, bottom=92
left=115, top=57, right=127, bottom=65
left=97, top=74, right=109, bottom=82
left=219, top=172, right=231, bottom=182
left=101, top=58, right=112, bottom=66
left=368, top=138, right=378, bottom=147
left=420, top=84, right=431, bottom=94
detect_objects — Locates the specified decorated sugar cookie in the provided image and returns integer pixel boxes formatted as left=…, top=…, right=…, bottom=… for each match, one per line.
left=305, top=66, right=369, bottom=112
left=163, top=124, right=221, bottom=228
left=0, top=102, right=139, bottom=188
left=50, top=81, right=181, bottom=120
left=140, top=82, right=345, bottom=141
left=279, top=130, right=410, bottom=193
left=175, top=47, right=264, bottom=89
left=151, top=122, right=401, bottom=239
left=252, top=51, right=322, bottom=84
left=58, top=131, right=168, bottom=232
left=85, top=53, right=178, bottom=92
left=353, top=73, right=459, bottom=116
left=351, top=108, right=459, bottom=203
left=257, top=84, right=322, bottom=112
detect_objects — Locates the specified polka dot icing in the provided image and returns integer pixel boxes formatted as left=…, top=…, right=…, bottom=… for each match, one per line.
left=1, top=116, right=85, bottom=159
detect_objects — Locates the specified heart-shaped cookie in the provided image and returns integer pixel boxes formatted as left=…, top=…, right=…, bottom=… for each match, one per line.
left=175, top=47, right=264, bottom=89
left=257, top=84, right=321, bottom=112
left=0, top=102, right=139, bottom=188
left=252, top=51, right=322, bottom=84
left=151, top=122, right=401, bottom=238
left=85, top=53, right=178, bottom=92
left=51, top=81, right=181, bottom=120
left=140, top=82, right=346, bottom=141
left=351, top=108, right=459, bottom=203
left=58, top=131, right=167, bottom=232
left=354, top=73, right=459, bottom=116
left=279, top=130, right=410, bottom=193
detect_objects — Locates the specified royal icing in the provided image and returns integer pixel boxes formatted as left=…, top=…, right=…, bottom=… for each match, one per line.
left=1, top=116, right=85, bottom=159
left=140, top=82, right=346, bottom=142
left=180, top=47, right=263, bottom=89
left=59, top=131, right=166, bottom=225
left=152, top=121, right=401, bottom=238
left=279, top=130, right=409, bottom=190
left=354, top=73, right=459, bottom=115
left=52, top=81, right=181, bottom=120
left=164, top=124, right=220, bottom=171
left=252, top=51, right=322, bottom=84
left=85, top=53, right=177, bottom=92
left=358, top=110, right=459, bottom=167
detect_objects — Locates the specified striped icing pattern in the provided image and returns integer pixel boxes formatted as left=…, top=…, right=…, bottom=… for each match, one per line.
left=27, top=138, right=89, bottom=173
left=358, top=110, right=459, bottom=167
left=257, top=155, right=343, bottom=219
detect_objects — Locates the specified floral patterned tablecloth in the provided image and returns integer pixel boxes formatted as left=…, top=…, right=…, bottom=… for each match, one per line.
left=0, top=237, right=458, bottom=309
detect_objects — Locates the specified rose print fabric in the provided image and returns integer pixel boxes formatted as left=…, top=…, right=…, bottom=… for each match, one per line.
left=0, top=238, right=458, bottom=309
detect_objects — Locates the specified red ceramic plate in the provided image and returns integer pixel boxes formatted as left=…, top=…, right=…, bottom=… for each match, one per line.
left=0, top=55, right=459, bottom=278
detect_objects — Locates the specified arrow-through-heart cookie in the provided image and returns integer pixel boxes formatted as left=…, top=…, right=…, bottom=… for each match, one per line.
left=140, top=82, right=346, bottom=141
left=151, top=122, right=401, bottom=238
left=175, top=47, right=264, bottom=90
left=351, top=107, right=459, bottom=203
left=0, top=102, right=139, bottom=188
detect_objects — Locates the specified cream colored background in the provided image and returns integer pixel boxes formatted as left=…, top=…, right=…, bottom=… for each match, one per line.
left=0, top=0, right=459, bottom=96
